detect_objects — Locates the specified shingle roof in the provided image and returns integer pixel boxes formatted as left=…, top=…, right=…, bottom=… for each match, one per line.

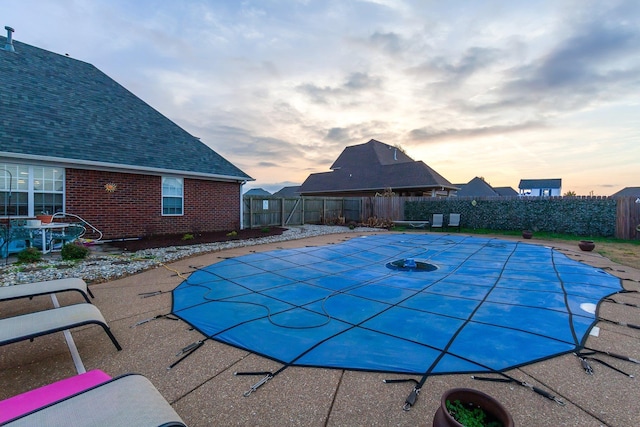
left=272, top=186, right=300, bottom=197
left=518, top=179, right=562, bottom=189
left=244, top=188, right=271, bottom=196
left=494, top=186, right=518, bottom=196
left=610, top=187, right=640, bottom=198
left=0, top=36, right=251, bottom=181
left=456, top=177, right=500, bottom=197
left=300, top=139, right=455, bottom=194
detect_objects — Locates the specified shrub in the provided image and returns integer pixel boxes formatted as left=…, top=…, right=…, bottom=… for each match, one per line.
left=226, top=231, right=238, bottom=237
left=181, top=233, right=194, bottom=241
left=61, top=242, right=90, bottom=260
left=261, top=227, right=271, bottom=233
left=17, top=247, right=42, bottom=263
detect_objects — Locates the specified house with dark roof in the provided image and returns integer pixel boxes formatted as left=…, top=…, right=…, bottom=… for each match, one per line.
left=494, top=186, right=518, bottom=197
left=611, top=187, right=640, bottom=198
left=518, top=179, right=562, bottom=197
left=272, top=186, right=301, bottom=198
left=455, top=177, right=500, bottom=198
left=1, top=28, right=252, bottom=239
left=299, top=139, right=457, bottom=197
left=244, top=188, right=272, bottom=197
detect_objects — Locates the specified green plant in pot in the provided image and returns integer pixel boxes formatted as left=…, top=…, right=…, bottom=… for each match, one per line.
left=433, top=388, right=514, bottom=427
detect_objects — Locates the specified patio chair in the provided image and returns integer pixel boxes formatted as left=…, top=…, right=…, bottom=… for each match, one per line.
left=0, top=303, right=122, bottom=351
left=430, top=214, right=444, bottom=231
left=0, top=278, right=94, bottom=304
left=0, top=224, right=30, bottom=258
left=49, top=223, right=86, bottom=251
left=447, top=213, right=461, bottom=232
left=1, top=373, right=186, bottom=426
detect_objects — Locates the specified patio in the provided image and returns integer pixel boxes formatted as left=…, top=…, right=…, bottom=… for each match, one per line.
left=1, top=231, right=639, bottom=426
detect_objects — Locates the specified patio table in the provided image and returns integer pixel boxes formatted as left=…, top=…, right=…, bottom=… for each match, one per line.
left=24, top=222, right=71, bottom=254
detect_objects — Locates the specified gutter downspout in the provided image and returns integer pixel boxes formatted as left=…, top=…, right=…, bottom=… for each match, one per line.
left=240, top=181, right=246, bottom=230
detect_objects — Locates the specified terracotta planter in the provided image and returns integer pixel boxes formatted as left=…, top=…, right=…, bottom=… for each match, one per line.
left=36, top=214, right=53, bottom=224
left=579, top=240, right=595, bottom=251
left=521, top=230, right=533, bottom=239
left=433, top=388, right=514, bottom=427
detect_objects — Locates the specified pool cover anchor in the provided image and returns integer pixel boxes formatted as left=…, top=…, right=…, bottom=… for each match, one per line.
left=382, top=378, right=421, bottom=411
left=471, top=375, right=565, bottom=406
left=167, top=339, right=208, bottom=370
left=235, top=371, right=274, bottom=397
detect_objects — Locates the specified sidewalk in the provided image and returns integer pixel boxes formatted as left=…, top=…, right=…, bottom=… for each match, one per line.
left=1, top=232, right=639, bottom=426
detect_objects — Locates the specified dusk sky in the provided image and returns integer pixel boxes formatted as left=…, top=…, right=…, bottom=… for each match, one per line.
left=4, top=0, right=639, bottom=195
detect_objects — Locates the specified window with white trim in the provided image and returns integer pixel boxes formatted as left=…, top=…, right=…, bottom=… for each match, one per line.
left=1, top=163, right=64, bottom=217
left=162, top=177, right=183, bottom=216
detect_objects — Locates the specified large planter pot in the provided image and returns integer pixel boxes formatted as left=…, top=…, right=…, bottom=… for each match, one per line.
left=579, top=240, right=595, bottom=252
left=36, top=214, right=53, bottom=224
left=434, top=388, right=514, bottom=427
left=521, top=230, right=533, bottom=239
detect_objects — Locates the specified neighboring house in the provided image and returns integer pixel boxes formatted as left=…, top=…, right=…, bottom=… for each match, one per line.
left=518, top=179, right=562, bottom=197
left=0, top=29, right=252, bottom=239
left=494, top=186, right=519, bottom=197
left=299, top=139, right=457, bottom=197
left=244, top=188, right=272, bottom=197
left=455, top=177, right=500, bottom=197
left=611, top=187, right=640, bottom=198
left=272, top=186, right=301, bottom=198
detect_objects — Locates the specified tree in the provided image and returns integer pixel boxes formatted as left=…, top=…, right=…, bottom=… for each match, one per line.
left=563, top=190, right=577, bottom=197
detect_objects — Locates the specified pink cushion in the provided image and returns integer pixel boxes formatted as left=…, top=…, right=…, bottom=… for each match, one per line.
left=0, top=370, right=111, bottom=423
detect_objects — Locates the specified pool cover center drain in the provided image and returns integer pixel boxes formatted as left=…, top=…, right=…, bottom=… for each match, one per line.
left=386, top=258, right=438, bottom=272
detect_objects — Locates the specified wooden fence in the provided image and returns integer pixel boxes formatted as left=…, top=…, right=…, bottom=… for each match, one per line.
left=243, top=197, right=362, bottom=228
left=243, top=195, right=640, bottom=240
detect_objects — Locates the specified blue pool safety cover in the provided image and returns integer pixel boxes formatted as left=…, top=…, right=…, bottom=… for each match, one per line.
left=171, top=234, right=622, bottom=375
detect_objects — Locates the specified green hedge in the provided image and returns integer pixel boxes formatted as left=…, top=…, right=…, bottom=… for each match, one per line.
left=405, top=197, right=616, bottom=237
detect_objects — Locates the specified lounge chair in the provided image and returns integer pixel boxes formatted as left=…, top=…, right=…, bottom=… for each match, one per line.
left=0, top=303, right=122, bottom=351
left=0, top=370, right=112, bottom=424
left=447, top=213, right=461, bottom=231
left=0, top=278, right=94, bottom=304
left=430, top=214, right=444, bottom=231
left=0, top=373, right=186, bottom=426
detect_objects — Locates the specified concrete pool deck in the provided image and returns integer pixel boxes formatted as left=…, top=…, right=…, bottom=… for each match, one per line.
left=1, top=231, right=639, bottom=426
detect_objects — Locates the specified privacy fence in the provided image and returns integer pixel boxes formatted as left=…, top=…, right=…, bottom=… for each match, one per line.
left=243, top=195, right=640, bottom=240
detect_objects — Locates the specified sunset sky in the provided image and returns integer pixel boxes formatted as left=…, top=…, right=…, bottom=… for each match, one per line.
left=4, top=0, right=639, bottom=195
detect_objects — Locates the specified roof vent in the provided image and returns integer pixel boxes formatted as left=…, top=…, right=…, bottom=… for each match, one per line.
left=4, top=26, right=15, bottom=52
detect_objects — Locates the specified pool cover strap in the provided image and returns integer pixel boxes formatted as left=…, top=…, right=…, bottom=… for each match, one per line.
left=471, top=373, right=565, bottom=405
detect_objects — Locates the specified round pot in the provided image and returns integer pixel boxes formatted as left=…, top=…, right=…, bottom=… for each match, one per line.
left=433, top=388, right=514, bottom=427
left=521, top=230, right=533, bottom=239
left=579, top=240, right=595, bottom=251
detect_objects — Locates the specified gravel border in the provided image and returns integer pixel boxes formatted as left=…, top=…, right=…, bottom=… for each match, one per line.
left=1, top=225, right=382, bottom=286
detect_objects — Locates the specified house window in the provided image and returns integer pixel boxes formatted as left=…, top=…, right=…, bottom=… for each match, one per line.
left=1, top=163, right=64, bottom=217
left=162, top=177, right=183, bottom=216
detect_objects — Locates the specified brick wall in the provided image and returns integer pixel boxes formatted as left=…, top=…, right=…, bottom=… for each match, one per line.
left=65, top=169, right=241, bottom=239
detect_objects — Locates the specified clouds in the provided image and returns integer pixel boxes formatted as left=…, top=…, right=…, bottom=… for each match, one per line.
left=4, top=0, right=640, bottom=195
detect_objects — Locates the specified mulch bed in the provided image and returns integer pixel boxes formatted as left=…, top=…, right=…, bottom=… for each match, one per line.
left=106, top=227, right=287, bottom=252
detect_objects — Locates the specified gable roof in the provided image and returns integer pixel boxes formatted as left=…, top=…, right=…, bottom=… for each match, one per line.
left=456, top=177, right=500, bottom=197
left=0, top=35, right=251, bottom=182
left=300, top=139, right=455, bottom=194
left=272, top=186, right=301, bottom=197
left=244, top=188, right=271, bottom=196
left=494, top=186, right=518, bottom=196
left=519, top=179, right=562, bottom=189
left=611, top=187, right=640, bottom=198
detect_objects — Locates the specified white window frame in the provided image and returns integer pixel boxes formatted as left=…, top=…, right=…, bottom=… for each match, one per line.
left=162, top=176, right=184, bottom=216
left=1, top=163, right=65, bottom=217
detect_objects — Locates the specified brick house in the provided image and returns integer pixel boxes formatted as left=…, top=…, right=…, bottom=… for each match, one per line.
left=1, top=28, right=252, bottom=240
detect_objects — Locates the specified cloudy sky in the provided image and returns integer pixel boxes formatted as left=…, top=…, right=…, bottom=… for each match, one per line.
left=4, top=0, right=639, bottom=195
